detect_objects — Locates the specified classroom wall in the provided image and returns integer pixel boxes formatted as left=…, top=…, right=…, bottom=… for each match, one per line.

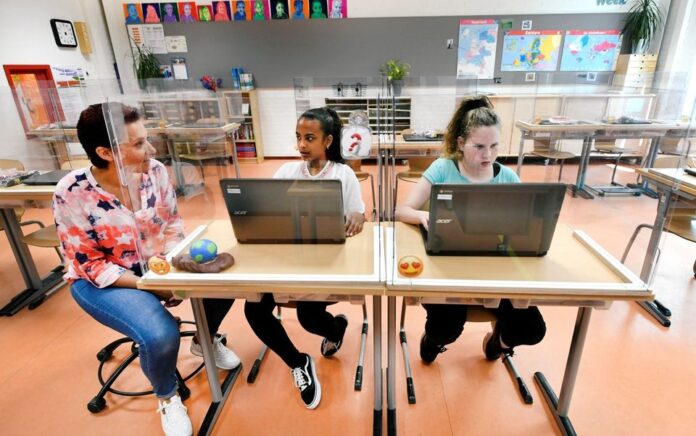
left=0, top=0, right=117, bottom=164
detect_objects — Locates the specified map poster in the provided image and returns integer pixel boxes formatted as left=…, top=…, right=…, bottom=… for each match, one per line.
left=456, top=19, right=498, bottom=79
left=501, top=30, right=562, bottom=72
left=560, top=30, right=622, bottom=72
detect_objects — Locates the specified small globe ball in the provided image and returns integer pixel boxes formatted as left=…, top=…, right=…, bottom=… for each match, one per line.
left=189, top=239, right=218, bottom=264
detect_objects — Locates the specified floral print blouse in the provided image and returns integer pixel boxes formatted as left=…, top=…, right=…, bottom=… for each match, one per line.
left=52, top=159, right=185, bottom=288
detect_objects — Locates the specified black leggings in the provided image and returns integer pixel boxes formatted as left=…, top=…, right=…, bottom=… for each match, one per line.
left=423, top=299, right=546, bottom=348
left=202, top=298, right=235, bottom=338
left=244, top=294, right=343, bottom=368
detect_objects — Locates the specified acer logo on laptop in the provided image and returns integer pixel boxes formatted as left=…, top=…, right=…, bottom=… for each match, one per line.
left=232, top=211, right=247, bottom=215
left=436, top=219, right=452, bottom=224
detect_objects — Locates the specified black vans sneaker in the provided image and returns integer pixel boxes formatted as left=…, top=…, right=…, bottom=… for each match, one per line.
left=419, top=332, right=447, bottom=364
left=291, top=354, right=321, bottom=409
left=483, top=323, right=513, bottom=361
left=321, top=314, right=348, bottom=357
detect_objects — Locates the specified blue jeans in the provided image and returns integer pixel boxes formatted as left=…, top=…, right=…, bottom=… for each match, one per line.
left=71, top=280, right=235, bottom=397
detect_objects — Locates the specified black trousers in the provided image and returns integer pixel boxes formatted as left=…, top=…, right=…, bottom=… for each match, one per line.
left=244, top=293, right=343, bottom=368
left=423, top=299, right=546, bottom=348
left=202, top=298, right=235, bottom=337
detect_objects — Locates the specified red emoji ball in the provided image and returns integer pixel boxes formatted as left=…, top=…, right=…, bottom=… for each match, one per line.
left=398, top=255, right=423, bottom=277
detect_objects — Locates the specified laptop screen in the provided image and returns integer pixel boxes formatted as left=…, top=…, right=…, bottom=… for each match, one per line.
left=424, top=183, right=566, bottom=256
left=220, top=178, right=345, bottom=244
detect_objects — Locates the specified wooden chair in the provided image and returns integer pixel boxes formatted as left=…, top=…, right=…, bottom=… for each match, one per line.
left=586, top=140, right=641, bottom=196
left=0, top=160, right=63, bottom=262
left=346, top=159, right=376, bottom=220
left=622, top=155, right=696, bottom=278
left=22, top=160, right=92, bottom=257
left=518, top=138, right=575, bottom=181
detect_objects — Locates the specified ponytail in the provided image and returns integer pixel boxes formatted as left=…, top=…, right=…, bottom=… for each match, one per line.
left=299, top=107, right=344, bottom=163
left=443, top=96, right=500, bottom=159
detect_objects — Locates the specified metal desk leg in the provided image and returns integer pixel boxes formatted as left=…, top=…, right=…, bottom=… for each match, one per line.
left=373, top=295, right=383, bottom=436
left=632, top=137, right=661, bottom=199
left=191, top=298, right=242, bottom=436
left=228, top=132, right=241, bottom=178
left=534, top=306, right=592, bottom=436
left=516, top=134, right=526, bottom=175
left=387, top=295, right=397, bottom=436
left=636, top=190, right=672, bottom=327
left=569, top=136, right=594, bottom=199
left=0, top=208, right=65, bottom=316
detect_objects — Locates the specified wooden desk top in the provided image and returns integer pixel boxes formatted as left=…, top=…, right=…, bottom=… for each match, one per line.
left=515, top=120, right=602, bottom=134
left=638, top=168, right=696, bottom=197
left=385, top=222, right=649, bottom=301
left=138, top=220, right=384, bottom=296
left=28, top=123, right=240, bottom=138
left=0, top=183, right=55, bottom=203
left=369, top=134, right=442, bottom=156
left=149, top=122, right=240, bottom=135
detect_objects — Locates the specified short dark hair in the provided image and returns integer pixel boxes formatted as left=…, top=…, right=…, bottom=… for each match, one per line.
left=76, top=103, right=140, bottom=169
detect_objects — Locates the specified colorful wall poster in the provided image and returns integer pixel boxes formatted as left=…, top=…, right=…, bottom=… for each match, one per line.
left=250, top=0, right=270, bottom=20
left=328, top=0, right=346, bottom=18
left=456, top=19, right=498, bottom=79
left=124, top=3, right=143, bottom=24
left=270, top=0, right=289, bottom=19
left=142, top=3, right=161, bottom=23
left=309, top=0, right=327, bottom=19
left=212, top=1, right=231, bottom=21
left=232, top=0, right=250, bottom=20
left=198, top=4, right=213, bottom=21
left=500, top=30, right=562, bottom=72
left=560, top=30, right=622, bottom=72
left=178, top=2, right=198, bottom=22
left=290, top=0, right=309, bottom=19
left=160, top=3, right=180, bottom=22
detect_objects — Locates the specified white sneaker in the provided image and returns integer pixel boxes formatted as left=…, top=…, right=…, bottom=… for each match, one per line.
left=190, top=334, right=241, bottom=370
left=157, top=395, right=192, bottom=436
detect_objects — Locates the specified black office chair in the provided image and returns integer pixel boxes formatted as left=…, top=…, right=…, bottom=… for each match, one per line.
left=87, top=319, right=206, bottom=413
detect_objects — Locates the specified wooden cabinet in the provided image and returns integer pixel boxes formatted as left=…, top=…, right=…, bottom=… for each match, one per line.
left=324, top=97, right=411, bottom=133
left=614, top=54, right=657, bottom=88
left=221, top=90, right=264, bottom=163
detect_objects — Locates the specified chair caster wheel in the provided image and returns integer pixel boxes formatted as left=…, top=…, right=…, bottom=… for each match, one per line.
left=96, top=349, right=112, bottom=362
left=178, top=384, right=191, bottom=401
left=88, top=397, right=106, bottom=413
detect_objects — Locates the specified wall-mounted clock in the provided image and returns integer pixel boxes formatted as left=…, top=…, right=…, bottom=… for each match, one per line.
left=50, top=19, right=78, bottom=48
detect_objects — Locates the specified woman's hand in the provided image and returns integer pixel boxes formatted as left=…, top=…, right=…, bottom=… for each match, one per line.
left=345, top=212, right=366, bottom=237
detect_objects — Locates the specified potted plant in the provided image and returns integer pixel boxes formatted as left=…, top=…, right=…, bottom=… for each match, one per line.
left=132, top=43, right=163, bottom=89
left=380, top=59, right=410, bottom=96
left=621, top=0, right=664, bottom=54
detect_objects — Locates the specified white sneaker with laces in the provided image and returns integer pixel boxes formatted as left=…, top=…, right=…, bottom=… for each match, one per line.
left=157, top=395, right=192, bottom=436
left=190, top=334, right=241, bottom=370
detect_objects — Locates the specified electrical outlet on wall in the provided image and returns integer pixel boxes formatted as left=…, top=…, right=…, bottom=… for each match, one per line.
left=494, top=77, right=502, bottom=84
left=446, top=39, right=454, bottom=49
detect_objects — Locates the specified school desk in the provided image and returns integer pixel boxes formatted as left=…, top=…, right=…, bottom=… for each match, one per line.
left=138, top=220, right=385, bottom=435
left=632, top=167, right=696, bottom=327
left=383, top=222, right=651, bottom=436
left=0, top=183, right=64, bottom=316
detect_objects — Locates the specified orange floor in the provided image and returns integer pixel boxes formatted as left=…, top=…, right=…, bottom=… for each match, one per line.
left=1, top=158, right=695, bottom=436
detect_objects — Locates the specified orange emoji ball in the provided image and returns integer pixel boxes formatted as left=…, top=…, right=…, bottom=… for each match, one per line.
left=148, top=256, right=171, bottom=275
left=398, top=255, right=423, bottom=277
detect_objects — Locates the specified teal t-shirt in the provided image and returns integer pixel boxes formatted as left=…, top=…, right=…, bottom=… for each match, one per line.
left=423, top=158, right=520, bottom=184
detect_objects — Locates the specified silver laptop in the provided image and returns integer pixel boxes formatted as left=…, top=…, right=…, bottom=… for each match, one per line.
left=220, top=178, right=346, bottom=244
left=422, top=183, right=566, bottom=256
